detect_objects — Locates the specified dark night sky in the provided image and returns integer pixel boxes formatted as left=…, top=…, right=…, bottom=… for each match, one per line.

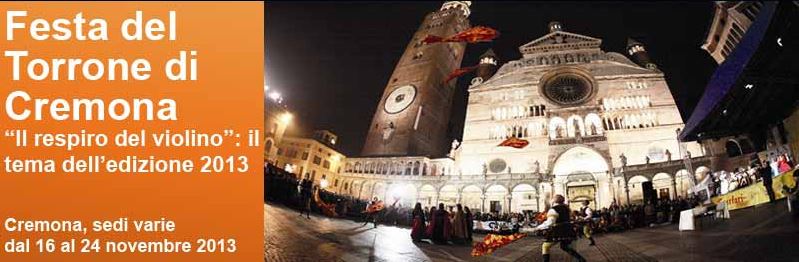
left=266, top=2, right=719, bottom=156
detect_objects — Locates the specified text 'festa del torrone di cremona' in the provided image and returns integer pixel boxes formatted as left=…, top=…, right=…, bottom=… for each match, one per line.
left=3, top=10, right=198, bottom=122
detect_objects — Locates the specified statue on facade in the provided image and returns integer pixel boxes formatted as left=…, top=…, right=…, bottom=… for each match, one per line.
left=448, top=139, right=460, bottom=157
left=665, top=149, right=672, bottom=161
left=382, top=122, right=396, bottom=141
left=645, top=155, right=650, bottom=165
left=555, top=125, right=563, bottom=138
left=573, top=118, right=582, bottom=138
left=482, top=163, right=488, bottom=176
left=620, top=153, right=627, bottom=167
left=686, top=150, right=692, bottom=159
left=533, top=160, right=540, bottom=174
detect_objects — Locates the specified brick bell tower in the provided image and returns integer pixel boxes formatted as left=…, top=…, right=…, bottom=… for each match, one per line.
left=361, top=1, right=471, bottom=157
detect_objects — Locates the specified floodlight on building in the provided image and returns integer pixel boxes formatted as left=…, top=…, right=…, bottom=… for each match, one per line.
left=320, top=179, right=329, bottom=189
left=264, top=85, right=270, bottom=92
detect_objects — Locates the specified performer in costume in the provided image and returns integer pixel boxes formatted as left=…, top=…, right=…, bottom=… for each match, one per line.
left=579, top=200, right=596, bottom=246
left=363, top=197, right=384, bottom=228
left=410, top=203, right=427, bottom=241
left=533, top=195, right=586, bottom=262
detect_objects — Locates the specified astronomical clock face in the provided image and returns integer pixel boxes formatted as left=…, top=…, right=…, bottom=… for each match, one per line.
left=542, top=74, right=593, bottom=106
left=383, top=85, right=417, bottom=114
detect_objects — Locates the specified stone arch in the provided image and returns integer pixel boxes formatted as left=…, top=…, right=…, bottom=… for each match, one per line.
left=548, top=117, right=567, bottom=139
left=354, top=162, right=362, bottom=173
left=511, top=183, right=538, bottom=212
left=418, top=184, right=437, bottom=207
left=726, top=139, right=743, bottom=157
left=566, top=114, right=586, bottom=137
left=552, top=146, right=610, bottom=180
left=552, top=146, right=611, bottom=207
left=485, top=184, right=509, bottom=213
left=413, top=161, right=421, bottom=175
left=461, top=185, right=483, bottom=212
left=627, top=175, right=650, bottom=204
left=584, top=113, right=603, bottom=135
left=652, top=172, right=674, bottom=200
left=738, top=138, right=755, bottom=154
left=438, top=185, right=459, bottom=208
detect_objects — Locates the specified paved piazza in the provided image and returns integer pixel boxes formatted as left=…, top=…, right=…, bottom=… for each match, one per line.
left=265, top=202, right=799, bottom=262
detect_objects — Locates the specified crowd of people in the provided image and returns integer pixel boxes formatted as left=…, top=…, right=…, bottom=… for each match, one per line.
left=267, top=163, right=710, bottom=244
left=706, top=154, right=796, bottom=202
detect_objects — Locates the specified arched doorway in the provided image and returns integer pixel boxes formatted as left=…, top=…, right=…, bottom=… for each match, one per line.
left=552, top=146, right=611, bottom=208
left=485, top=184, right=509, bottom=214
left=652, top=173, right=673, bottom=200
left=511, top=184, right=538, bottom=212
left=565, top=172, right=597, bottom=210
left=461, top=185, right=483, bottom=212
left=627, top=175, right=649, bottom=204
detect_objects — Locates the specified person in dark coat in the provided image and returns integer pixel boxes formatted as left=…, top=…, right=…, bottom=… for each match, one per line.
left=410, top=203, right=427, bottom=241
left=430, top=203, right=451, bottom=244
left=425, top=206, right=437, bottom=239
left=298, top=179, right=312, bottom=219
left=757, top=161, right=776, bottom=203
left=464, top=206, right=474, bottom=242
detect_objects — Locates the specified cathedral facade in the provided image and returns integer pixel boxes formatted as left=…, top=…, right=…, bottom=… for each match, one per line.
left=337, top=2, right=709, bottom=213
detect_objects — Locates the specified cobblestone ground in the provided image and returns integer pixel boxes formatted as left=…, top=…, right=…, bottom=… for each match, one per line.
left=265, top=203, right=662, bottom=262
